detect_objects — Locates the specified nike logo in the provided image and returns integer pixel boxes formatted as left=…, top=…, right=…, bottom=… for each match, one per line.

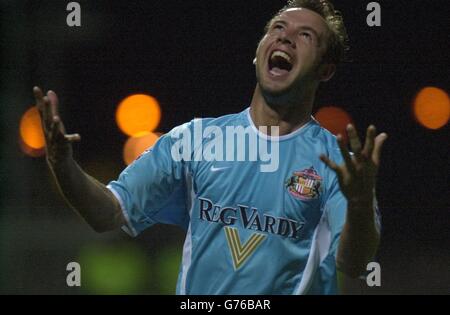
left=210, top=166, right=231, bottom=172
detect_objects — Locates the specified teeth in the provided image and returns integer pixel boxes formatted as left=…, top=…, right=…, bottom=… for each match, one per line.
left=271, top=51, right=292, bottom=63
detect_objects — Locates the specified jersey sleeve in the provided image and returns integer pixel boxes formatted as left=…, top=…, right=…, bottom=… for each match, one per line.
left=323, top=173, right=347, bottom=258
left=107, top=123, right=193, bottom=237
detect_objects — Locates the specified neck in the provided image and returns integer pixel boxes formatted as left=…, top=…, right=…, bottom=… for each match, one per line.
left=249, top=84, right=315, bottom=136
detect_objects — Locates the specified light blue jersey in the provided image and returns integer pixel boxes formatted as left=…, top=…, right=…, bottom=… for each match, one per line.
left=107, top=108, right=378, bottom=295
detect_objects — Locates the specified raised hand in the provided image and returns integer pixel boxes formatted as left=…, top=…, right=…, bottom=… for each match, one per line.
left=320, top=125, right=388, bottom=205
left=33, top=87, right=81, bottom=166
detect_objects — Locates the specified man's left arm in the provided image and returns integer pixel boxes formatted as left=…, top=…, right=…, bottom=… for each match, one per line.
left=320, top=124, right=388, bottom=279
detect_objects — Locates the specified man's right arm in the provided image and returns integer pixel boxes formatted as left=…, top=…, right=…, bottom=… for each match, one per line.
left=34, top=87, right=125, bottom=233
left=50, top=158, right=125, bottom=233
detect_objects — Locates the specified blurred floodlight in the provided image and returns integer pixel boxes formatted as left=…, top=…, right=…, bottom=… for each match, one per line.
left=19, top=138, right=45, bottom=158
left=116, top=94, right=161, bottom=136
left=315, top=106, right=353, bottom=142
left=19, top=106, right=45, bottom=151
left=123, top=132, right=161, bottom=165
left=414, top=87, right=449, bottom=130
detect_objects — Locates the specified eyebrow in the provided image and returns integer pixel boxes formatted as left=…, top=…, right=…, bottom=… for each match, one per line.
left=271, top=19, right=322, bottom=42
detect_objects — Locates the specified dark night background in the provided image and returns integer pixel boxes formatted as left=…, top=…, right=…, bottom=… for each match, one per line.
left=0, top=0, right=449, bottom=294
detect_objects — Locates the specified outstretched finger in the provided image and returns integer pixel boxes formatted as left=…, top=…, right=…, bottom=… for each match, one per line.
left=336, top=134, right=355, bottom=174
left=363, top=125, right=377, bottom=158
left=33, top=87, right=48, bottom=130
left=320, top=154, right=340, bottom=172
left=320, top=155, right=345, bottom=184
left=372, top=133, right=388, bottom=166
left=47, top=90, right=60, bottom=118
left=41, top=96, right=55, bottom=133
left=347, top=124, right=363, bottom=162
left=65, top=134, right=81, bottom=142
left=33, top=86, right=45, bottom=110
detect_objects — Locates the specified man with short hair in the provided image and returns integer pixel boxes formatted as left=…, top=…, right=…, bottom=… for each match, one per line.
left=34, top=0, right=387, bottom=294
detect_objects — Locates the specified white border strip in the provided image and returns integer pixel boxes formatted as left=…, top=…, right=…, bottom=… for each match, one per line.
left=107, top=185, right=138, bottom=237
left=294, top=211, right=331, bottom=295
left=179, top=170, right=195, bottom=295
left=179, top=224, right=192, bottom=295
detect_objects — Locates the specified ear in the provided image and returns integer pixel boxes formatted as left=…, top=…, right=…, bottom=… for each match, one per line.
left=319, top=63, right=336, bottom=82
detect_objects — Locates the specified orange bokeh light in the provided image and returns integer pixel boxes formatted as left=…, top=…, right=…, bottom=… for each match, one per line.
left=116, top=94, right=161, bottom=137
left=315, top=106, right=353, bottom=141
left=20, top=106, right=45, bottom=150
left=20, top=138, right=45, bottom=158
left=414, top=87, right=450, bottom=130
left=123, top=132, right=161, bottom=165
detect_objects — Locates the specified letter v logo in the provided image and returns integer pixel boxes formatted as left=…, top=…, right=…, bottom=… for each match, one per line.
left=224, top=227, right=267, bottom=270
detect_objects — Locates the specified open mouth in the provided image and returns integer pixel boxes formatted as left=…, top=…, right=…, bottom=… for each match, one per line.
left=268, top=50, right=293, bottom=77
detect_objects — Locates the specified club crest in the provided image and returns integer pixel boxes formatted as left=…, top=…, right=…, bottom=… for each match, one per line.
left=286, top=167, right=323, bottom=201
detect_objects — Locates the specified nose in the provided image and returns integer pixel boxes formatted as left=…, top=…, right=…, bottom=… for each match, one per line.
left=277, top=30, right=296, bottom=48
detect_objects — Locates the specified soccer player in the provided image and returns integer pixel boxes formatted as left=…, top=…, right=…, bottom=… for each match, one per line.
left=33, top=0, right=387, bottom=294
